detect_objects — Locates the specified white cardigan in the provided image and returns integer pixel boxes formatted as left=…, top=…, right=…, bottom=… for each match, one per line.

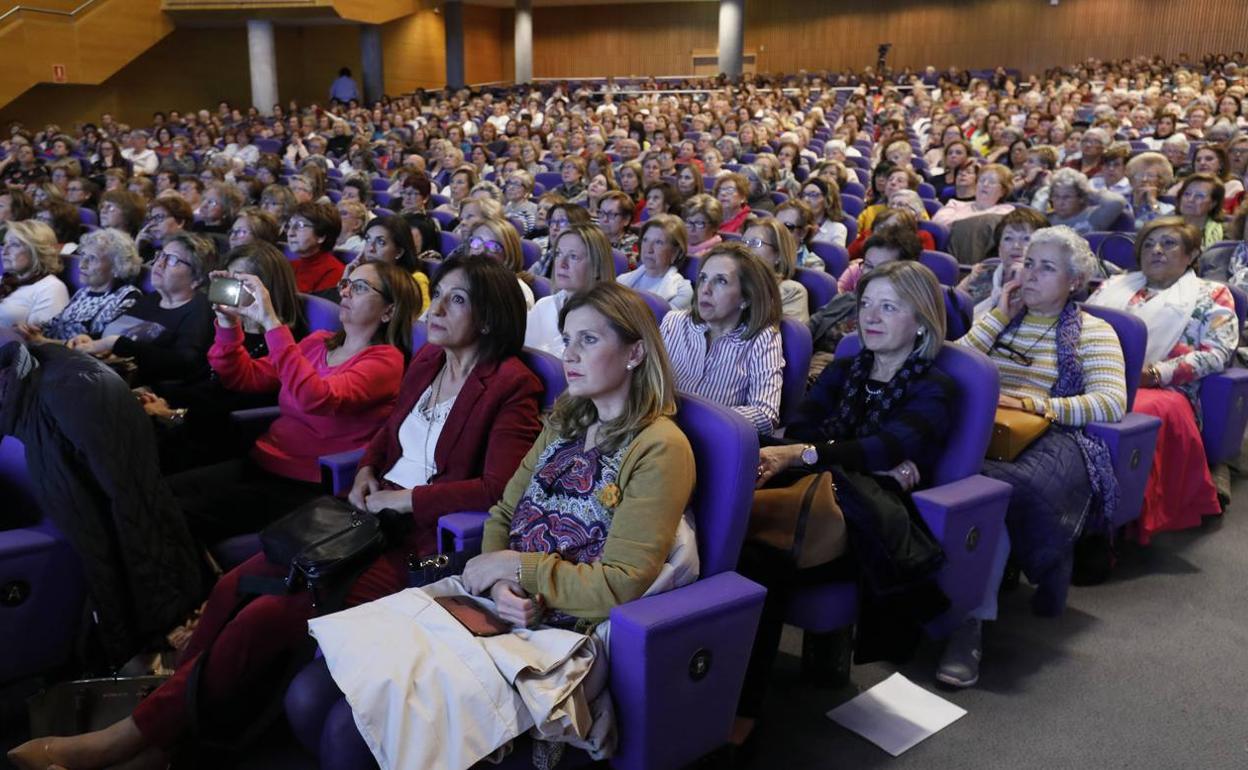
left=0, top=274, right=70, bottom=328
left=525, top=289, right=571, bottom=356
left=616, top=265, right=693, bottom=310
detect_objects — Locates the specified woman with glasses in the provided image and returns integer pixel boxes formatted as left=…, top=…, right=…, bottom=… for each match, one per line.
left=1036, top=167, right=1128, bottom=236
left=524, top=223, right=616, bottom=355
left=617, top=214, right=694, bottom=310
left=931, top=163, right=1016, bottom=228
left=683, top=193, right=723, bottom=258
left=1125, top=152, right=1177, bottom=229
left=1173, top=172, right=1226, bottom=249
left=501, top=170, right=539, bottom=235
left=466, top=216, right=535, bottom=309
left=743, top=216, right=809, bottom=323
left=713, top=172, right=753, bottom=235
left=398, top=172, right=432, bottom=215
left=0, top=220, right=69, bottom=329
left=67, top=232, right=217, bottom=387
left=956, top=227, right=1125, bottom=670
left=660, top=240, right=783, bottom=435
left=227, top=207, right=281, bottom=251
left=774, top=200, right=825, bottom=270
left=17, top=228, right=142, bottom=343
left=1087, top=217, right=1236, bottom=544
left=797, top=178, right=848, bottom=248
left=528, top=202, right=589, bottom=280
left=7, top=257, right=539, bottom=770
left=286, top=201, right=345, bottom=294
left=136, top=195, right=193, bottom=263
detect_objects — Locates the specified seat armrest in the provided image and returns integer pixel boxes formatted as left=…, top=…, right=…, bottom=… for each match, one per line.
left=229, top=405, right=281, bottom=426
left=437, top=511, right=490, bottom=555
left=1086, top=413, right=1162, bottom=528
left=1200, top=369, right=1248, bottom=465
left=912, top=474, right=1012, bottom=638
left=608, top=573, right=766, bottom=770
left=318, top=448, right=366, bottom=496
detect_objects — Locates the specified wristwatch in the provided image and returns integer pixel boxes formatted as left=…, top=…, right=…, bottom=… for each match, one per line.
left=800, top=444, right=819, bottom=466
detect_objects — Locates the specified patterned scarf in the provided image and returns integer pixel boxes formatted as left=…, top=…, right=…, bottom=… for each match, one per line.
left=825, top=347, right=933, bottom=440
left=1001, top=301, right=1120, bottom=532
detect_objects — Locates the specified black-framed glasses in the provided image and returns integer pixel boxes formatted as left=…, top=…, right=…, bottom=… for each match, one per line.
left=990, top=337, right=1033, bottom=367
left=154, top=250, right=193, bottom=270
left=338, top=278, right=385, bottom=297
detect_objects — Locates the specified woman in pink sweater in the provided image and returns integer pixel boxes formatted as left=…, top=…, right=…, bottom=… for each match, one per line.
left=167, top=260, right=421, bottom=545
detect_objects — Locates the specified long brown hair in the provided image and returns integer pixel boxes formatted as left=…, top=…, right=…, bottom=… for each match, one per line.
left=325, top=260, right=420, bottom=359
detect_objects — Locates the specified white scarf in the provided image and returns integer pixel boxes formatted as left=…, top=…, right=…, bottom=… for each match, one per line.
left=1091, top=269, right=1204, bottom=365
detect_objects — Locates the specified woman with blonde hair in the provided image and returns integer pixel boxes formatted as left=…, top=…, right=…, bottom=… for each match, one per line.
left=525, top=223, right=617, bottom=354
left=743, top=215, right=809, bottom=322
left=661, top=241, right=784, bottom=435
left=617, top=213, right=693, bottom=310
left=0, top=219, right=68, bottom=327
left=466, top=215, right=535, bottom=308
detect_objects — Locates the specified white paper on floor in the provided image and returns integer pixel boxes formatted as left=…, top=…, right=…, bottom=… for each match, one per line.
left=826, top=672, right=967, bottom=756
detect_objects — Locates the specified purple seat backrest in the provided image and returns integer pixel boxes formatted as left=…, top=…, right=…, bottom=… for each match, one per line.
left=834, top=337, right=999, bottom=486
left=1086, top=231, right=1136, bottom=271
left=1081, top=304, right=1145, bottom=411
left=779, top=319, right=813, bottom=425
left=530, top=275, right=552, bottom=300
left=370, top=178, right=389, bottom=191
left=429, top=193, right=449, bottom=207
left=611, top=249, right=629, bottom=277
left=841, top=214, right=858, bottom=244
left=681, top=255, right=702, bottom=284
left=841, top=181, right=865, bottom=198
left=0, top=435, right=39, bottom=515
left=918, top=220, right=950, bottom=252
left=635, top=289, right=670, bottom=324
left=520, top=239, right=540, bottom=269
left=411, top=320, right=427, bottom=352
left=61, top=255, right=82, bottom=293
left=438, top=231, right=460, bottom=257
left=421, top=257, right=442, bottom=278
left=769, top=191, right=789, bottom=206
left=917, top=182, right=937, bottom=200
left=299, top=293, right=343, bottom=333
left=794, top=266, right=837, bottom=311
left=373, top=191, right=394, bottom=208
left=430, top=210, right=456, bottom=229
left=840, top=194, right=865, bottom=217
left=78, top=207, right=98, bottom=226
left=919, top=250, right=959, bottom=285
left=1228, top=284, right=1247, bottom=329
left=139, top=266, right=155, bottom=293
left=518, top=347, right=566, bottom=411
left=810, top=240, right=849, bottom=277
left=535, top=172, right=562, bottom=190
left=673, top=393, right=760, bottom=576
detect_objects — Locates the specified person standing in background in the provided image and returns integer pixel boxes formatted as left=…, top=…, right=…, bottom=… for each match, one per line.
left=330, top=67, right=360, bottom=105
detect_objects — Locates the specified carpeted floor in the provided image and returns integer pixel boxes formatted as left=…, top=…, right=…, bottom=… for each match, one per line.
left=745, top=478, right=1248, bottom=770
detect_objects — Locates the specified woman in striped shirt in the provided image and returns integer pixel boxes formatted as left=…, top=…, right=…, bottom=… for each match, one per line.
left=950, top=226, right=1126, bottom=686
left=659, top=242, right=784, bottom=435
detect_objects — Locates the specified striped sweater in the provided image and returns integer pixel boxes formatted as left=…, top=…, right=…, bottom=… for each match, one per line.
left=957, top=308, right=1126, bottom=427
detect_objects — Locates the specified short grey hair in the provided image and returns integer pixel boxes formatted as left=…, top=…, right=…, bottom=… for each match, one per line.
left=1082, top=127, right=1111, bottom=146
left=80, top=228, right=141, bottom=281
left=1048, top=167, right=1094, bottom=200
left=470, top=180, right=504, bottom=203
left=1026, top=225, right=1098, bottom=289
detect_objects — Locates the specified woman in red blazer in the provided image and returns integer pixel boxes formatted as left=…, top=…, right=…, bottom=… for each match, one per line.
left=9, top=256, right=543, bottom=769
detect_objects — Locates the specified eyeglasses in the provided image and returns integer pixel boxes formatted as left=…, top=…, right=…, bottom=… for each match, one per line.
left=742, top=237, right=777, bottom=250
left=799, top=190, right=824, bottom=201
left=229, top=227, right=251, bottom=238
left=601, top=210, right=628, bottom=220
left=145, top=213, right=168, bottom=225
left=990, top=337, right=1034, bottom=367
left=1181, top=190, right=1210, bottom=202
left=338, top=278, right=384, bottom=297
left=780, top=222, right=801, bottom=232
left=288, top=219, right=314, bottom=232
left=469, top=237, right=504, bottom=254
left=1142, top=237, right=1185, bottom=252
left=154, top=250, right=193, bottom=269
left=686, top=218, right=710, bottom=229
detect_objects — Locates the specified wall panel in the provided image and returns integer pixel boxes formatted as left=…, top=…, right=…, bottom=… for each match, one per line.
left=532, top=2, right=717, bottom=79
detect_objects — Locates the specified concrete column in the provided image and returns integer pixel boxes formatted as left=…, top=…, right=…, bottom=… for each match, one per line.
left=247, top=20, right=278, bottom=115
left=360, top=24, right=384, bottom=103
left=717, top=0, right=745, bottom=78
left=445, top=0, right=465, bottom=89
left=514, top=0, right=533, bottom=85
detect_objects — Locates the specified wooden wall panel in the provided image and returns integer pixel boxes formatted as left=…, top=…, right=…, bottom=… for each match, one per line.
left=463, top=4, right=510, bottom=85
left=527, top=0, right=1248, bottom=79
left=382, top=9, right=446, bottom=92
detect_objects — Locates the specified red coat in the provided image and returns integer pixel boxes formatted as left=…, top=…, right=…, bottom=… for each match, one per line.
left=359, top=345, right=544, bottom=555
left=292, top=251, right=342, bottom=294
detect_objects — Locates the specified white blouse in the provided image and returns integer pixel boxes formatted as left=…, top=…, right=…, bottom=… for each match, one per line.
left=383, top=384, right=456, bottom=489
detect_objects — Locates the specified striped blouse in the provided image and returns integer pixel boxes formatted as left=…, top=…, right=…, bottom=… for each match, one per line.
left=660, top=309, right=784, bottom=435
left=957, top=308, right=1126, bottom=427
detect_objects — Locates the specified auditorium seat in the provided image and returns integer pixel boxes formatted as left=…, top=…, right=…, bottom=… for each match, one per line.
left=778, top=318, right=813, bottom=425
left=810, top=240, right=849, bottom=277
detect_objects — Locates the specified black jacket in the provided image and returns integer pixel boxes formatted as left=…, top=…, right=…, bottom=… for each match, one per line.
left=0, top=339, right=207, bottom=667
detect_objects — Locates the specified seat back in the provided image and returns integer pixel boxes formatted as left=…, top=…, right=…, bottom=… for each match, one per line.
left=834, top=337, right=999, bottom=486
left=520, top=239, right=541, bottom=269
left=681, top=255, right=702, bottom=284
left=779, top=319, right=813, bottom=425
left=534, top=171, right=562, bottom=191
left=430, top=210, right=455, bottom=229
left=793, top=266, right=837, bottom=311
left=840, top=194, right=865, bottom=217
left=918, top=220, right=950, bottom=251
left=943, top=286, right=973, bottom=340
left=78, top=207, right=98, bottom=227
left=518, top=347, right=566, bottom=412
left=61, top=255, right=82, bottom=293
left=635, top=290, right=670, bottom=324
left=809, top=240, right=849, bottom=277
left=1081, top=304, right=1146, bottom=410
left=411, top=320, right=427, bottom=352
left=530, top=275, right=552, bottom=300
left=438, top=230, right=460, bottom=257
left=611, top=249, right=630, bottom=276
left=673, top=393, right=760, bottom=577
left=1085, top=231, right=1136, bottom=272
left=919, top=250, right=959, bottom=285
left=299, top=293, right=344, bottom=333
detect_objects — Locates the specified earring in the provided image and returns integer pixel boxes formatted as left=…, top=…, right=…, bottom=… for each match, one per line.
left=480, top=326, right=490, bottom=334
left=739, top=302, right=749, bottom=310
left=626, top=362, right=635, bottom=370
left=916, top=327, right=924, bottom=336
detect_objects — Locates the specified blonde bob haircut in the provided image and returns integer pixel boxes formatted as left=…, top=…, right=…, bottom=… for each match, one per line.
left=552, top=281, right=677, bottom=452
left=5, top=219, right=62, bottom=277
left=742, top=215, right=798, bottom=280
left=637, top=213, right=689, bottom=269
left=855, top=260, right=946, bottom=361
left=555, top=224, right=617, bottom=286
left=471, top=216, right=524, bottom=273
left=691, top=241, right=782, bottom=340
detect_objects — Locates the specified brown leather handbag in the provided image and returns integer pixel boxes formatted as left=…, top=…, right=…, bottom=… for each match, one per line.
left=987, top=407, right=1051, bottom=462
left=747, top=471, right=847, bottom=569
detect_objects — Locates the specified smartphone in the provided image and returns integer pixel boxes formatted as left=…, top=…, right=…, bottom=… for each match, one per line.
left=208, top=277, right=243, bottom=307
left=435, top=596, right=512, bottom=637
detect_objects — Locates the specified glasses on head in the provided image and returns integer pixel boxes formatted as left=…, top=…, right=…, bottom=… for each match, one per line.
left=990, top=338, right=1034, bottom=367
left=338, top=278, right=384, bottom=297
left=155, top=250, right=193, bottom=269
left=742, top=237, right=777, bottom=251
left=469, top=237, right=504, bottom=254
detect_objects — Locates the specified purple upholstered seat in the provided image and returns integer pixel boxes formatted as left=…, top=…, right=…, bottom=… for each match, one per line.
left=437, top=230, right=460, bottom=257
left=1199, top=284, right=1248, bottom=465
left=779, top=318, right=813, bottom=426
left=809, top=240, right=849, bottom=277
left=794, top=266, right=837, bottom=312
left=919, top=249, right=959, bottom=285
left=839, top=193, right=865, bottom=218
left=300, top=293, right=344, bottom=334
left=918, top=220, right=950, bottom=251
left=1085, top=231, right=1136, bottom=272
left=786, top=339, right=1012, bottom=642
left=635, top=289, right=670, bottom=325
left=288, top=394, right=766, bottom=770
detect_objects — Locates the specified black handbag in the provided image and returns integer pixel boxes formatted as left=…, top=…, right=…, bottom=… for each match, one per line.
left=243, top=495, right=406, bottom=609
